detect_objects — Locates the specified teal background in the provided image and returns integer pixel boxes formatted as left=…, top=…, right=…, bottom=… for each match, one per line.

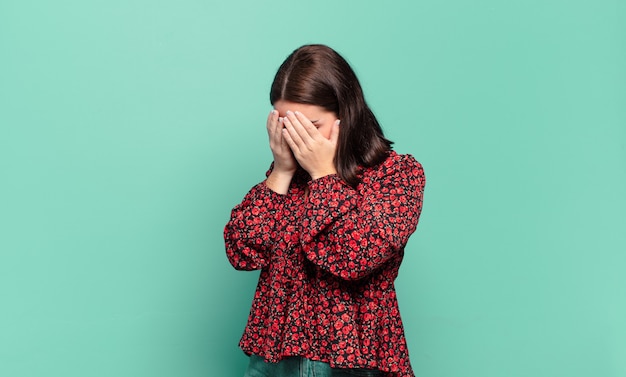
left=1, top=0, right=625, bottom=376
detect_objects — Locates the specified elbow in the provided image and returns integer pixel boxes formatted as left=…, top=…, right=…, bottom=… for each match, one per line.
left=304, top=244, right=392, bottom=281
left=337, top=268, right=372, bottom=281
left=225, top=243, right=268, bottom=271
left=227, top=255, right=267, bottom=271
left=319, top=256, right=379, bottom=281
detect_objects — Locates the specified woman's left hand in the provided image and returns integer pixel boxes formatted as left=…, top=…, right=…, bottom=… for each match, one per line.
left=282, top=111, right=340, bottom=180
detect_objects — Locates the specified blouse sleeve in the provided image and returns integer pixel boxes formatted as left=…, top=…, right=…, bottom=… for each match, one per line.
left=300, top=154, right=425, bottom=280
left=224, top=177, right=287, bottom=271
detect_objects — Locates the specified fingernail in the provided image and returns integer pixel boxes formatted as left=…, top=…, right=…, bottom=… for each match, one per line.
left=286, top=110, right=292, bottom=115
left=271, top=110, right=276, bottom=115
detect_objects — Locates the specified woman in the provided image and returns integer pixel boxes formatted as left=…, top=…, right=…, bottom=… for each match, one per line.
left=224, top=44, right=426, bottom=377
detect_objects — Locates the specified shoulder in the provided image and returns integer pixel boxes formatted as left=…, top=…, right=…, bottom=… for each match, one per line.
left=357, top=151, right=425, bottom=193
left=364, top=150, right=424, bottom=179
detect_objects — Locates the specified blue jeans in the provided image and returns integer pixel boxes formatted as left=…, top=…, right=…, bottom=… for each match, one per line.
left=244, top=355, right=383, bottom=377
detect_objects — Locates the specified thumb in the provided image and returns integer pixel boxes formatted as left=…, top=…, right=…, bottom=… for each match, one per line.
left=330, top=119, right=341, bottom=144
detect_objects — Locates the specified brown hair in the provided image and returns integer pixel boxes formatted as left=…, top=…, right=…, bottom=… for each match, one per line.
left=270, top=44, right=393, bottom=187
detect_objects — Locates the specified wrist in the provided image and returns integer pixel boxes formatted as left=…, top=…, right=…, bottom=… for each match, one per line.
left=310, top=168, right=337, bottom=181
left=272, top=163, right=297, bottom=176
left=270, top=167, right=296, bottom=179
left=266, top=169, right=294, bottom=195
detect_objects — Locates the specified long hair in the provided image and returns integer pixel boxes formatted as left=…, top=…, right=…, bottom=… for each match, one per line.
left=270, top=44, right=393, bottom=187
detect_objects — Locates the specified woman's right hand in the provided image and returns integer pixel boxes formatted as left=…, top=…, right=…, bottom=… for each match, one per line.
left=267, top=110, right=297, bottom=174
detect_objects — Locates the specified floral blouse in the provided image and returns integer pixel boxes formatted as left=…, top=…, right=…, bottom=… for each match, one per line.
left=224, top=151, right=425, bottom=377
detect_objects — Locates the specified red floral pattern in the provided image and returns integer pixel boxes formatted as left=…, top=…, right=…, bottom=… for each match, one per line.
left=224, top=151, right=425, bottom=377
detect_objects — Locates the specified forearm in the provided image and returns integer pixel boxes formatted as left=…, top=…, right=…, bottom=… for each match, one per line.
left=224, top=179, right=288, bottom=270
left=300, top=156, right=425, bottom=280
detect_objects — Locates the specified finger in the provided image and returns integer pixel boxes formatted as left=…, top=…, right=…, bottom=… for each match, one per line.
left=278, top=118, right=292, bottom=152
left=281, top=127, right=299, bottom=154
left=286, top=111, right=315, bottom=144
left=267, top=109, right=278, bottom=131
left=267, top=110, right=279, bottom=141
left=293, top=111, right=320, bottom=139
left=274, top=117, right=284, bottom=143
left=280, top=128, right=291, bottom=148
left=330, top=119, right=341, bottom=144
left=283, top=115, right=305, bottom=150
